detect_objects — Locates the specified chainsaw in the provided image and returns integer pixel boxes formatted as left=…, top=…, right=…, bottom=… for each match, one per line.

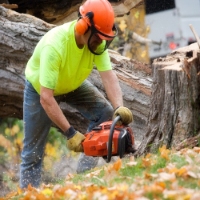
left=82, top=116, right=136, bottom=163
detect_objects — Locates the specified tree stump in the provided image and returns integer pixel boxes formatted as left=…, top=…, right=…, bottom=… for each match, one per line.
left=136, top=44, right=200, bottom=156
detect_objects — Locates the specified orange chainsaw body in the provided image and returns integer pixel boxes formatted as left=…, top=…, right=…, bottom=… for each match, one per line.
left=82, top=120, right=135, bottom=157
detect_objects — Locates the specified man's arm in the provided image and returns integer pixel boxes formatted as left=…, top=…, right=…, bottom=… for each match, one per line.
left=40, top=86, right=70, bottom=132
left=40, top=86, right=86, bottom=152
left=99, top=70, right=123, bottom=109
left=99, top=69, right=133, bottom=125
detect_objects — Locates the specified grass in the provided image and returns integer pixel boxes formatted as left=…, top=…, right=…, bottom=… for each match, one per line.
left=1, top=126, right=200, bottom=200
left=1, top=140, right=200, bottom=199
left=170, top=154, right=188, bottom=168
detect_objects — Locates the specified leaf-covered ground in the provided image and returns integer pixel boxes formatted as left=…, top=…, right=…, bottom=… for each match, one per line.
left=2, top=146, right=200, bottom=200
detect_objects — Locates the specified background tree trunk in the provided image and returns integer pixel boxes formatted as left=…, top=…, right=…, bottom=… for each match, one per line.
left=0, top=6, right=151, bottom=141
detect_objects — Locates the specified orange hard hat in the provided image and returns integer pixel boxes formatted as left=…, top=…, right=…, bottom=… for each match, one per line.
left=79, top=0, right=115, bottom=39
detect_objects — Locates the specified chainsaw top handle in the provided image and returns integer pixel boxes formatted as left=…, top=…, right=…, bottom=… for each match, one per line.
left=107, top=115, right=121, bottom=163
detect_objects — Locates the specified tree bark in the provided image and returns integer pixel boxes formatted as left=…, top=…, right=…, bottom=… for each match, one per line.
left=0, top=6, right=151, bottom=137
left=136, top=44, right=200, bottom=156
left=175, top=132, right=200, bottom=151
left=0, top=6, right=55, bottom=118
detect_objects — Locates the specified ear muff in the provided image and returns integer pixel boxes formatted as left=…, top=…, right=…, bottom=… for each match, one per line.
left=75, top=18, right=88, bottom=35
left=75, top=12, right=94, bottom=35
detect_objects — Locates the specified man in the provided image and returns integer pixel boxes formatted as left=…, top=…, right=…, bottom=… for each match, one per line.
left=20, top=0, right=133, bottom=188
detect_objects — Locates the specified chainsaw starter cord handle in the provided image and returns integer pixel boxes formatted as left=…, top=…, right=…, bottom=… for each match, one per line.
left=107, top=115, right=121, bottom=163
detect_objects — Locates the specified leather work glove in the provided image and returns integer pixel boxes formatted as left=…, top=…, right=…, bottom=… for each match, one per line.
left=113, top=106, right=133, bottom=125
left=65, top=126, right=85, bottom=152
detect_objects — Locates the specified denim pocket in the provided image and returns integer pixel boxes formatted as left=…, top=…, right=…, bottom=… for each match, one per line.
left=24, top=80, right=40, bottom=112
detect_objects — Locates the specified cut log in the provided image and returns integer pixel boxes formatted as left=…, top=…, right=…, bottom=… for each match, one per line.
left=0, top=6, right=151, bottom=138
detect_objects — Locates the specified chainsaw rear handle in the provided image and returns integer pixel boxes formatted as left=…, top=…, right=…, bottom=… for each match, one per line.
left=106, top=115, right=121, bottom=163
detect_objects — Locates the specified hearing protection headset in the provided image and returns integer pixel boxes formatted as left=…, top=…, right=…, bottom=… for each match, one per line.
left=75, top=11, right=94, bottom=35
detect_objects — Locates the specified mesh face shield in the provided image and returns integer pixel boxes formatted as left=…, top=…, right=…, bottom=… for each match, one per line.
left=87, top=25, right=118, bottom=55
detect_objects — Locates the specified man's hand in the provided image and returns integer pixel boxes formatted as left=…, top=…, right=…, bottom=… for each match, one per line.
left=65, top=127, right=85, bottom=152
left=113, top=106, right=133, bottom=125
left=66, top=131, right=85, bottom=152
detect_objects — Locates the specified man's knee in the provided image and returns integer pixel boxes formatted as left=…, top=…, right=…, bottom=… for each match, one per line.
left=102, top=104, right=113, bottom=120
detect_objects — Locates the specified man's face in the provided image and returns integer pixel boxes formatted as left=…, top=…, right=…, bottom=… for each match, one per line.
left=84, top=27, right=112, bottom=55
left=88, top=32, right=103, bottom=51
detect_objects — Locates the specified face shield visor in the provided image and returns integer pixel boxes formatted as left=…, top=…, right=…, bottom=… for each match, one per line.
left=87, top=24, right=118, bottom=55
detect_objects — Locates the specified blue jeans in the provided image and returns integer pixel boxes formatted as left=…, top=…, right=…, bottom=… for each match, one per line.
left=20, top=80, right=113, bottom=188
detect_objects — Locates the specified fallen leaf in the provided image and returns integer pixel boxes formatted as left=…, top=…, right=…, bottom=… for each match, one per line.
left=158, top=172, right=176, bottom=181
left=142, top=157, right=151, bottom=168
left=41, top=188, right=53, bottom=196
left=126, top=161, right=138, bottom=167
left=187, top=171, right=200, bottom=179
left=144, top=172, right=158, bottom=180
left=193, top=147, right=200, bottom=153
left=85, top=169, right=102, bottom=178
left=113, top=158, right=122, bottom=171
left=159, top=145, right=170, bottom=160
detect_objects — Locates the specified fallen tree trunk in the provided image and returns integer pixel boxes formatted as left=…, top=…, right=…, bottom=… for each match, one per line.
left=0, top=6, right=55, bottom=119
left=0, top=6, right=151, bottom=138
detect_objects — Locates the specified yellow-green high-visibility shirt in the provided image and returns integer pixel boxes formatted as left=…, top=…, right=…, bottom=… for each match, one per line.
left=25, top=20, right=112, bottom=96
